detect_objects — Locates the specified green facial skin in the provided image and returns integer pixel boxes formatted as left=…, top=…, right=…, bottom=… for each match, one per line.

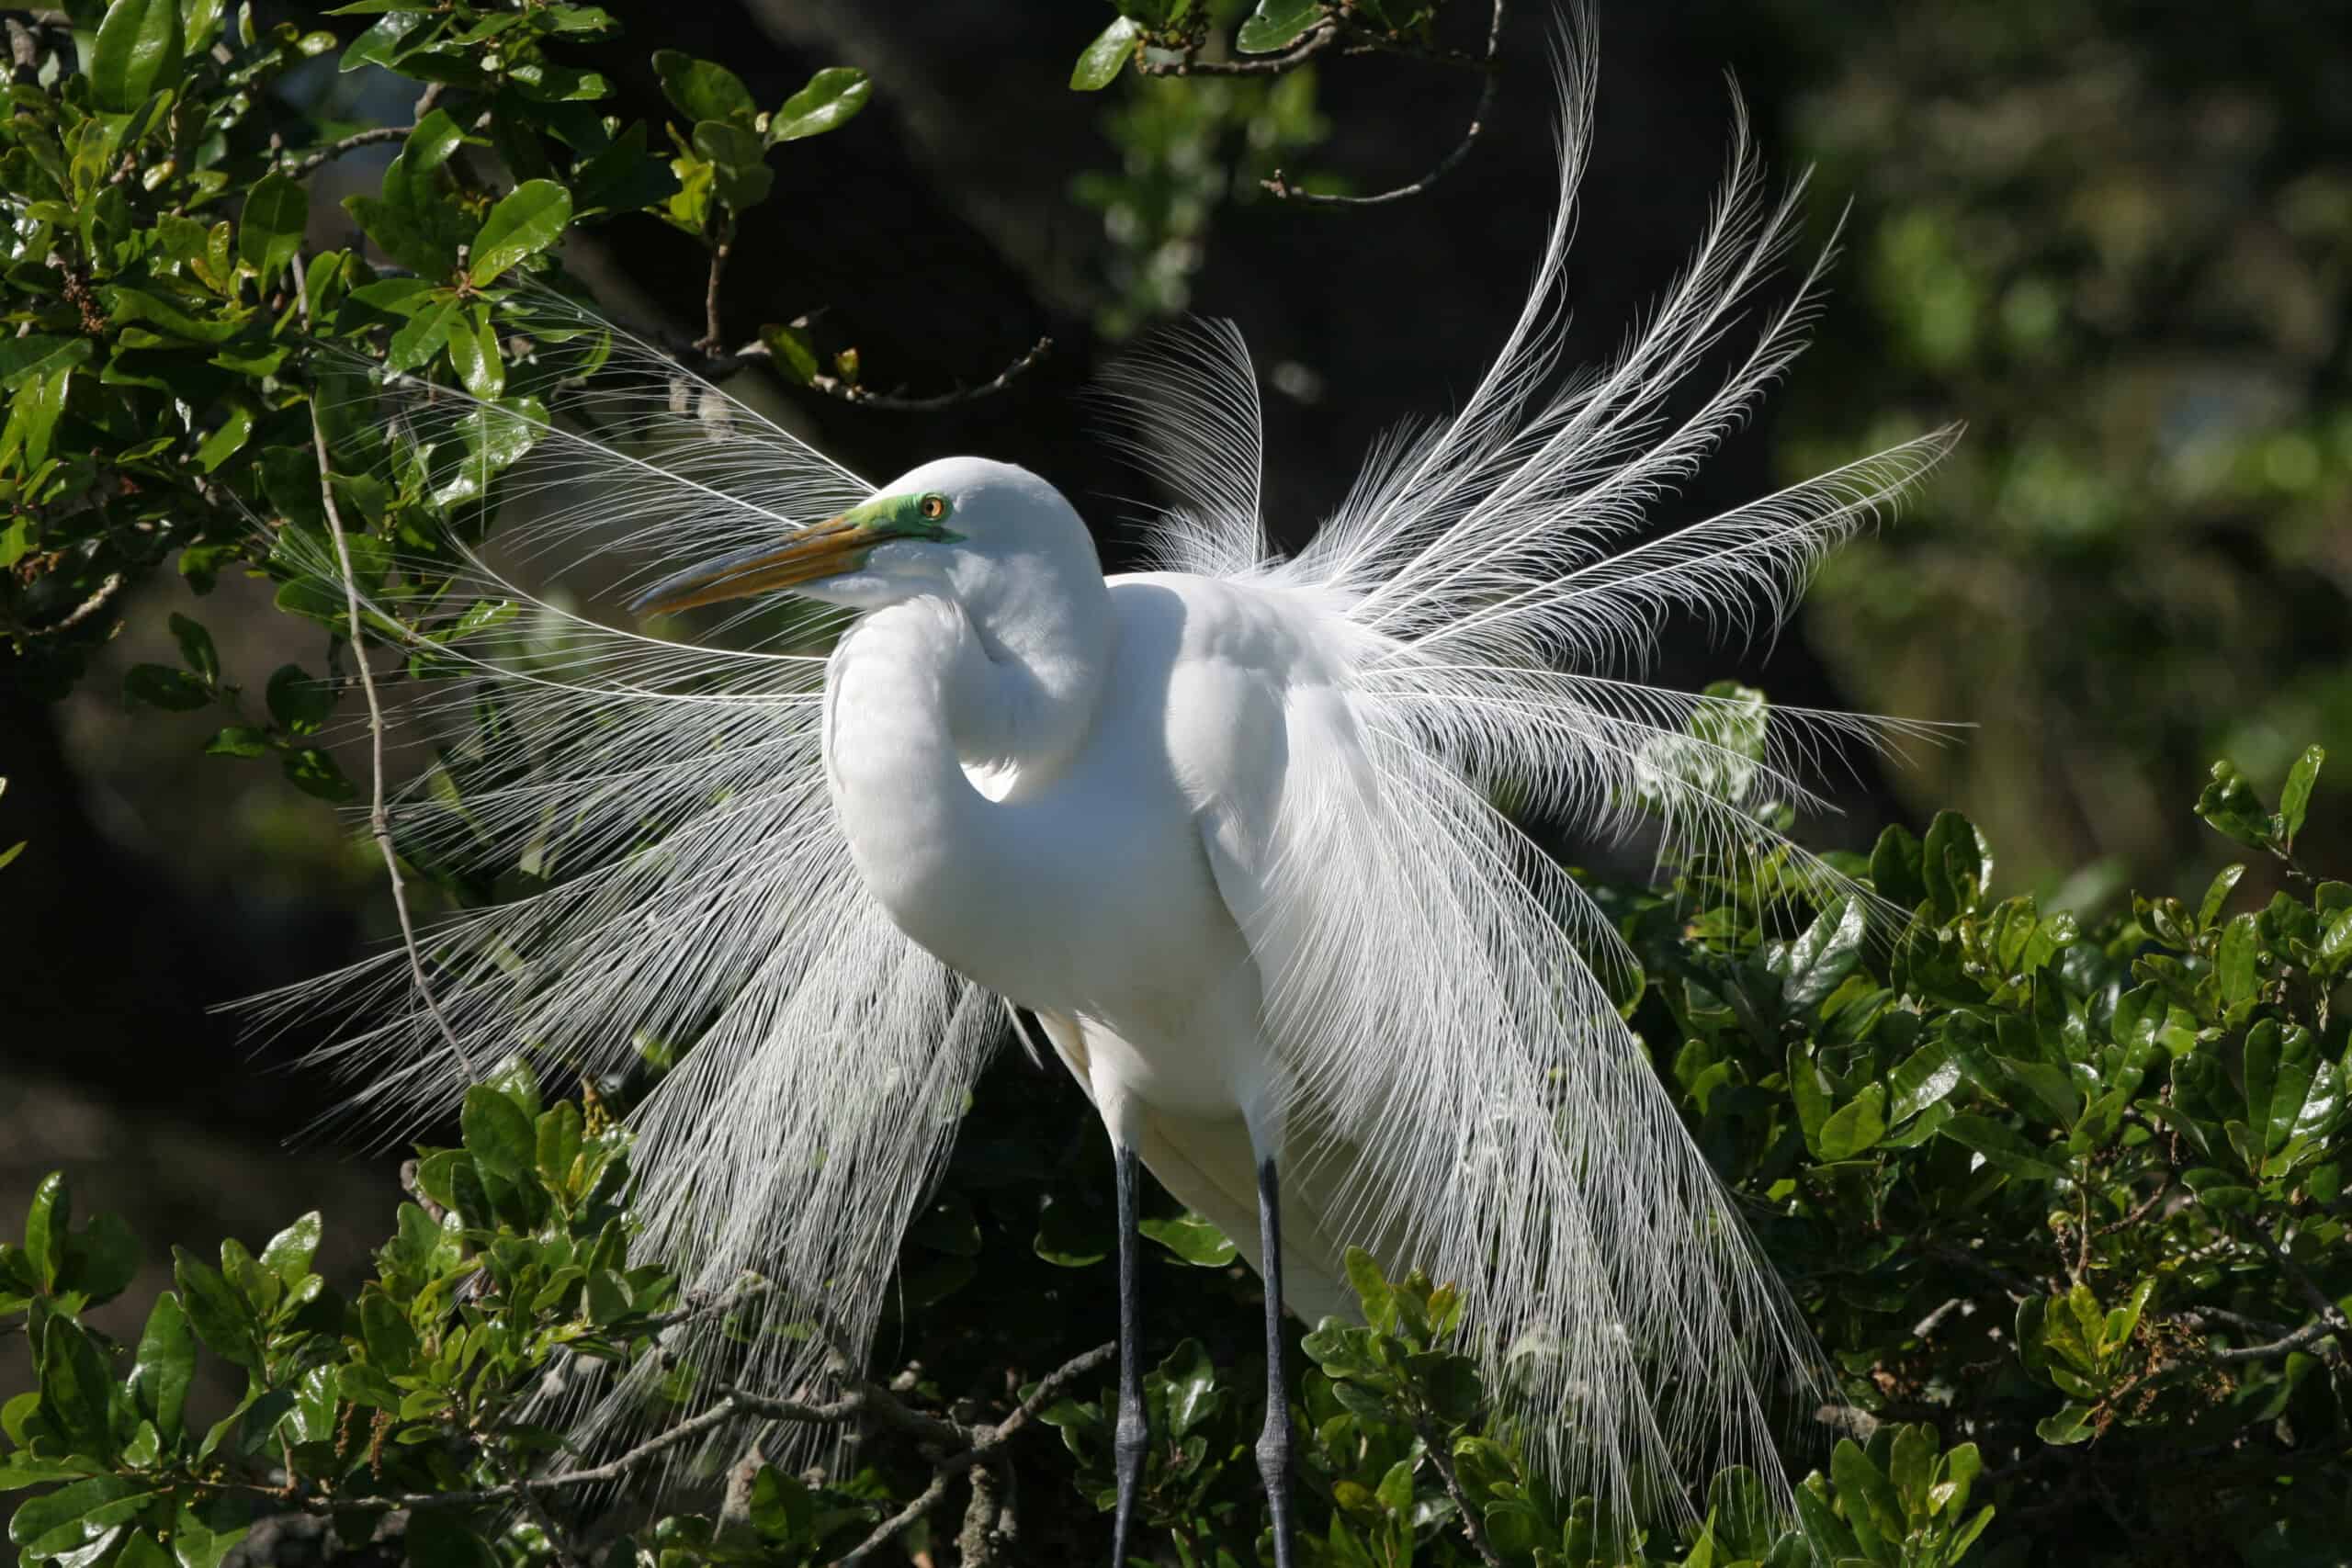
left=842, top=491, right=964, bottom=546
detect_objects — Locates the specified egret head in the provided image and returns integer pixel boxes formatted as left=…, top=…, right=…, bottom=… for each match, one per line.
left=631, top=456, right=1094, bottom=616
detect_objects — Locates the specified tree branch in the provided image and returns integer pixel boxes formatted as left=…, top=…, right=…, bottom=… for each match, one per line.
left=291, top=253, right=482, bottom=1085
left=1136, top=20, right=1339, bottom=77
left=718, top=333, right=1054, bottom=412
left=281, top=126, right=413, bottom=179
left=2245, top=1224, right=2352, bottom=1368
left=1263, top=0, right=1505, bottom=208
left=1413, top=1416, right=1506, bottom=1568
left=2207, top=1317, right=2342, bottom=1365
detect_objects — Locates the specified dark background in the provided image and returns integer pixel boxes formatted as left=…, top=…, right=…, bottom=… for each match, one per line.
left=5, top=0, right=2348, bottom=1412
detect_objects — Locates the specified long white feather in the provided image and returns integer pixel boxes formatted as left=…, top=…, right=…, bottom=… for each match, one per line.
left=251, top=7, right=1955, bottom=1521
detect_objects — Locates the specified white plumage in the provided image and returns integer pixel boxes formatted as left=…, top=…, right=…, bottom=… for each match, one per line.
left=253, top=15, right=1957, bottom=1539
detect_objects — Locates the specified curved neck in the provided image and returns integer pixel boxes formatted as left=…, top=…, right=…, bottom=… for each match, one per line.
left=822, top=564, right=1112, bottom=981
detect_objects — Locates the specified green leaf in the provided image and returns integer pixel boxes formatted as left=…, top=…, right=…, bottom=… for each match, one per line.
left=358, top=1292, right=418, bottom=1377
left=265, top=664, right=334, bottom=733
left=2198, top=863, right=2246, bottom=928
left=1071, top=16, right=1142, bottom=90
left=130, top=1292, right=194, bottom=1438
left=1140, top=1210, right=1238, bottom=1267
left=384, top=291, right=461, bottom=372
left=1779, top=895, right=1866, bottom=1018
left=91, top=0, right=184, bottom=113
left=166, top=612, right=218, bottom=685
left=446, top=307, right=504, bottom=399
left=1159, top=1338, right=1219, bottom=1438
left=1829, top=1439, right=1905, bottom=1560
left=2194, top=760, right=2278, bottom=852
left=461, top=1083, right=537, bottom=1182
left=1939, top=1114, right=2068, bottom=1179
left=2215, top=912, right=2261, bottom=1006
left=124, top=663, right=210, bottom=711
left=282, top=747, right=356, bottom=803
left=341, top=111, right=469, bottom=278
left=403, top=1507, right=499, bottom=1568
left=60, top=1212, right=138, bottom=1302
left=1816, top=1084, right=1888, bottom=1161
left=236, top=171, right=308, bottom=286
left=1921, top=809, right=1993, bottom=919
left=205, top=727, right=269, bottom=758
left=7, top=1474, right=141, bottom=1551
left=1031, top=1191, right=1107, bottom=1269
left=26, top=1170, right=65, bottom=1290
left=651, top=49, right=754, bottom=125
left=2279, top=745, right=2323, bottom=844
left=467, top=178, right=571, bottom=286
left=1343, top=1246, right=1395, bottom=1334
left=691, top=119, right=773, bottom=212
left=1238, top=0, right=1326, bottom=52
left=173, top=1247, right=260, bottom=1371
left=168, top=1503, right=247, bottom=1568
left=2244, top=1021, right=2323, bottom=1168
left=768, top=66, right=870, bottom=144
left=1887, top=1036, right=1962, bottom=1123
left=38, top=1314, right=116, bottom=1458
left=259, top=1212, right=322, bottom=1286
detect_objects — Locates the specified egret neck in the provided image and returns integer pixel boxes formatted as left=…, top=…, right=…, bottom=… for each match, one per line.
left=821, top=515, right=1114, bottom=987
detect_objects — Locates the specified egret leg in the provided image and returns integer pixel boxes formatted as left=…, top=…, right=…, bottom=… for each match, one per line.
left=1110, top=1141, right=1148, bottom=1567
left=1256, top=1154, right=1298, bottom=1568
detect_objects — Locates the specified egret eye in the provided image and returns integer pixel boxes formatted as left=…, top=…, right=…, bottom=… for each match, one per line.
left=919, top=494, right=949, bottom=522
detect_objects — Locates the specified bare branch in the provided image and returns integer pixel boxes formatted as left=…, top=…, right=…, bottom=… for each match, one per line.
left=291, top=253, right=482, bottom=1086
left=1263, top=0, right=1505, bottom=208
left=2245, top=1224, right=2352, bottom=1369
left=721, top=334, right=1055, bottom=412
left=695, top=235, right=732, bottom=357
left=1136, top=20, right=1339, bottom=77
left=280, top=126, right=413, bottom=179
left=1412, top=1416, right=1507, bottom=1568
left=2207, top=1317, right=2342, bottom=1365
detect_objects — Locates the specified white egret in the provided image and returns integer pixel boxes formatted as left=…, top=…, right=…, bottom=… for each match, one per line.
left=262, top=18, right=1956, bottom=1562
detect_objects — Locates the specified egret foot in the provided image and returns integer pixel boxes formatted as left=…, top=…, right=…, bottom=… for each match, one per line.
left=1257, top=1156, right=1298, bottom=1568
left=1110, top=1143, right=1148, bottom=1566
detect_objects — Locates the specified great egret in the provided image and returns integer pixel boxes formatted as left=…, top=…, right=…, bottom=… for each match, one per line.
left=261, top=17, right=1956, bottom=1563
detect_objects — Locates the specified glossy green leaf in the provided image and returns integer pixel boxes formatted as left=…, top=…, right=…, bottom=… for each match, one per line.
left=652, top=49, right=754, bottom=125
left=1139, top=1210, right=1238, bottom=1267
left=1816, top=1083, right=1888, bottom=1160
left=236, top=171, right=307, bottom=285
left=467, top=178, right=571, bottom=286
left=2279, top=745, right=2323, bottom=843
left=2194, top=760, right=2278, bottom=851
left=91, top=0, right=184, bottom=113
left=461, top=1083, right=537, bottom=1182
left=1238, top=0, right=1326, bottom=52
left=1071, top=16, right=1142, bottom=90
left=768, top=66, right=869, bottom=144
left=173, top=1247, right=260, bottom=1370
left=130, top=1291, right=194, bottom=1438
left=1939, top=1114, right=2068, bottom=1179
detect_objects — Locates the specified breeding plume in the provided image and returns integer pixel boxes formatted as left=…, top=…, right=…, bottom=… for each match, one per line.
left=261, top=21, right=1954, bottom=1562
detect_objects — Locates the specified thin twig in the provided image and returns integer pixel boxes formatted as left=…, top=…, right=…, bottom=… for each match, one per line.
left=490, top=1445, right=587, bottom=1568
left=695, top=234, right=732, bottom=356
left=291, top=253, right=482, bottom=1085
left=2208, top=1317, right=2342, bottom=1365
left=1413, top=1416, right=1506, bottom=1568
left=721, top=334, right=1054, bottom=412
left=1136, top=20, right=1339, bottom=76
left=281, top=125, right=413, bottom=178
left=1263, top=0, right=1505, bottom=207
left=2246, top=1224, right=2352, bottom=1367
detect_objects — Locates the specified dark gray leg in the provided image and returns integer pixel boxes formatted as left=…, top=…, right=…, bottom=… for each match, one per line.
left=1256, top=1156, right=1297, bottom=1568
left=1110, top=1143, right=1148, bottom=1566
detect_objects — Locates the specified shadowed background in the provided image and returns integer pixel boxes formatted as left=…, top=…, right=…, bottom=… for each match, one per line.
left=3, top=0, right=2346, bottom=1420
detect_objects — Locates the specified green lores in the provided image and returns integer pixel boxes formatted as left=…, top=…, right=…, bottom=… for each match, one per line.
left=630, top=490, right=963, bottom=613
left=843, top=488, right=966, bottom=546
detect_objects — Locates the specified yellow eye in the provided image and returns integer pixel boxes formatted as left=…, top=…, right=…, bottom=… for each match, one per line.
left=919, top=495, right=948, bottom=521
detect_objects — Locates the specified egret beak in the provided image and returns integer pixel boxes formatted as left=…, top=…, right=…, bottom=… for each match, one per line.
left=628, top=514, right=869, bottom=615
